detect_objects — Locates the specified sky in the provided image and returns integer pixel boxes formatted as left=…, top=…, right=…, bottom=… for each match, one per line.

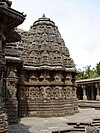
left=11, top=0, right=100, bottom=70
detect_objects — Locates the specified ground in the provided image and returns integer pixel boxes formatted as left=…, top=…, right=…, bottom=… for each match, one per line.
left=8, top=108, right=100, bottom=133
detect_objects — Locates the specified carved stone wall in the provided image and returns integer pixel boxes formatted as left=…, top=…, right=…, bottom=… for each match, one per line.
left=14, top=15, right=75, bottom=68
left=18, top=69, right=77, bottom=117
left=72, top=76, right=79, bottom=113
left=0, top=0, right=78, bottom=125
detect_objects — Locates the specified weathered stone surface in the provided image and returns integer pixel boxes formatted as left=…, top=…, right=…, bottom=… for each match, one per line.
left=16, top=15, right=78, bottom=117
left=4, top=67, right=19, bottom=124
left=85, top=125, right=99, bottom=133
left=3, top=14, right=78, bottom=120
left=8, top=108, right=100, bottom=133
left=0, top=111, right=8, bottom=133
left=17, top=15, right=75, bottom=68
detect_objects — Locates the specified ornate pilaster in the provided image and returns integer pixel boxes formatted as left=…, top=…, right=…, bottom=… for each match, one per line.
left=64, top=73, right=74, bottom=115
left=72, top=76, right=79, bottom=113
left=4, top=68, right=19, bottom=124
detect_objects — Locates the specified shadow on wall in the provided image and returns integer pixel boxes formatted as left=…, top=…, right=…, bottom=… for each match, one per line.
left=8, top=123, right=32, bottom=133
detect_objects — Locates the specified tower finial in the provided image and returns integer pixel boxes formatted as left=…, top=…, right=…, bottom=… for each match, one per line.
left=42, top=14, right=45, bottom=18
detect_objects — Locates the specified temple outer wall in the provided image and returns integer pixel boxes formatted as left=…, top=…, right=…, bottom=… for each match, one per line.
left=18, top=69, right=78, bottom=117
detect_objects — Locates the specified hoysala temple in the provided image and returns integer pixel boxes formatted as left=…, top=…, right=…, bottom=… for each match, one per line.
left=0, top=0, right=79, bottom=128
left=0, top=0, right=78, bottom=133
left=1, top=1, right=100, bottom=133
left=5, top=14, right=78, bottom=122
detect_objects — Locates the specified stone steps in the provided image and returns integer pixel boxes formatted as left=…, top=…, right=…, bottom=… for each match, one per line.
left=8, top=118, right=100, bottom=133
left=65, top=118, right=100, bottom=133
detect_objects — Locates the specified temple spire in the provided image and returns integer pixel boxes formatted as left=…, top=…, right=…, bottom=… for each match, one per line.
left=42, top=14, right=45, bottom=18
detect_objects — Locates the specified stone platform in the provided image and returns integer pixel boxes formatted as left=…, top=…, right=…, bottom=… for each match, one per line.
left=8, top=108, right=100, bottom=133
left=79, top=100, right=100, bottom=110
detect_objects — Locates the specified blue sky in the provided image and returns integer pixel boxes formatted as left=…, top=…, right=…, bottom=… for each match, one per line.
left=11, top=0, right=100, bottom=69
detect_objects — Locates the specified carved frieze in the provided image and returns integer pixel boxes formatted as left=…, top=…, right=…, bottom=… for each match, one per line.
left=63, top=86, right=72, bottom=98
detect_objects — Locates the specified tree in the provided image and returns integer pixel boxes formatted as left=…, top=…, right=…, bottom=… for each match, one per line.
left=77, top=65, right=99, bottom=80
left=96, top=62, right=100, bottom=76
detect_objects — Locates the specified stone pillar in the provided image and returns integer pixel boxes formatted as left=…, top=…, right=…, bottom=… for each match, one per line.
left=91, top=86, right=95, bottom=100
left=72, top=86, right=79, bottom=113
left=72, top=76, right=79, bottom=113
left=96, top=83, right=100, bottom=101
left=18, top=70, right=28, bottom=117
left=82, top=85, right=87, bottom=101
left=4, top=68, right=19, bottom=124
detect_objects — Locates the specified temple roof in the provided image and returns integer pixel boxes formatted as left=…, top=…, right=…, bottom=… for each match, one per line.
left=16, top=15, right=76, bottom=71
left=5, top=30, right=21, bottom=43
left=0, top=0, right=26, bottom=42
left=76, top=77, right=100, bottom=85
left=0, top=0, right=26, bottom=29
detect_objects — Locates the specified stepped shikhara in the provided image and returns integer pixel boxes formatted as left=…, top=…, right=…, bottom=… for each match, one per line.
left=5, top=15, right=78, bottom=120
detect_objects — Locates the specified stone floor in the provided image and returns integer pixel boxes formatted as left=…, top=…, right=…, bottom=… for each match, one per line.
left=8, top=108, right=100, bottom=133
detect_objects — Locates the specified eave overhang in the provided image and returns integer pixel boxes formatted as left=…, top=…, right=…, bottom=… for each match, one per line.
left=5, top=29, right=21, bottom=43
left=23, top=65, right=77, bottom=73
left=0, top=6, right=26, bottom=29
left=5, top=56, right=22, bottom=63
left=76, top=77, right=100, bottom=85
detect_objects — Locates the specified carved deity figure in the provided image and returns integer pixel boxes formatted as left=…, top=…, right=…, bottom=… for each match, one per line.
left=6, top=80, right=17, bottom=99
left=54, top=73, right=62, bottom=82
left=63, top=86, right=72, bottom=98
left=40, top=50, right=50, bottom=65
left=54, top=86, right=62, bottom=99
left=39, top=71, right=50, bottom=83
left=51, top=52, right=62, bottom=65
left=29, top=74, right=38, bottom=84
left=65, top=74, right=72, bottom=85
left=40, top=86, right=46, bottom=100
left=6, top=71, right=17, bottom=99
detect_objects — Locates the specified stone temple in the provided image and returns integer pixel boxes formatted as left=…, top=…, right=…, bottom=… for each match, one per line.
left=4, top=14, right=78, bottom=123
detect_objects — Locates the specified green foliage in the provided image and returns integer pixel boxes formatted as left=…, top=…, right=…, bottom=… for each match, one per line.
left=77, top=65, right=99, bottom=80
left=96, top=62, right=100, bottom=76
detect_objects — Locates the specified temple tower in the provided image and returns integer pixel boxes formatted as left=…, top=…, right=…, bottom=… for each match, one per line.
left=18, top=15, right=78, bottom=117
